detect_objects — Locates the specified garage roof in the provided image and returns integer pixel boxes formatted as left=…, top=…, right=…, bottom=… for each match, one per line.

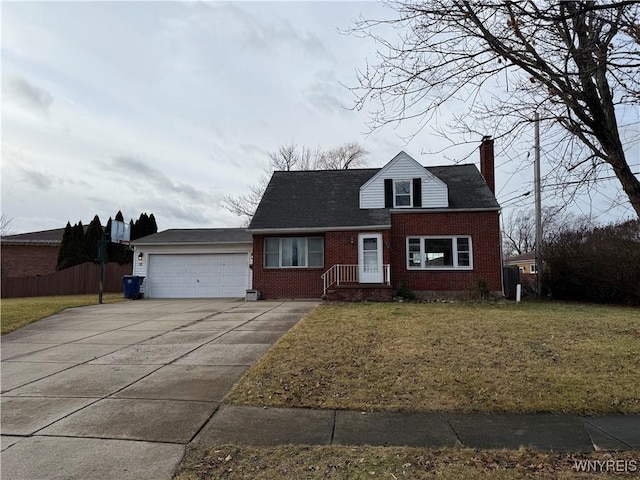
left=132, top=228, right=251, bottom=245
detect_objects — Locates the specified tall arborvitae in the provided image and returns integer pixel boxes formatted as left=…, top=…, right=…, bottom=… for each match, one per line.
left=131, top=214, right=142, bottom=241
left=139, top=213, right=150, bottom=237
left=85, top=215, right=103, bottom=262
left=148, top=213, right=158, bottom=235
left=70, top=221, right=86, bottom=266
left=131, top=212, right=158, bottom=241
left=56, top=222, right=73, bottom=270
left=56, top=211, right=157, bottom=268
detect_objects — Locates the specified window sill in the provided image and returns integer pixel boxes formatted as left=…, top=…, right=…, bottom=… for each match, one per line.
left=263, top=267, right=325, bottom=270
left=406, top=267, right=473, bottom=271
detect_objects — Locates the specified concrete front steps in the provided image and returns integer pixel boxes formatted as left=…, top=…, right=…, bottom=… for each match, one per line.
left=325, top=284, right=395, bottom=302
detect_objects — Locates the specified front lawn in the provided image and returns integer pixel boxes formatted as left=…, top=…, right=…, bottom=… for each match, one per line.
left=176, top=445, right=636, bottom=479
left=1, top=293, right=125, bottom=335
left=226, top=302, right=640, bottom=414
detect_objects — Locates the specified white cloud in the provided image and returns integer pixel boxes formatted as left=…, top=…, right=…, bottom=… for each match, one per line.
left=1, top=1, right=633, bottom=233
left=2, top=73, right=54, bottom=119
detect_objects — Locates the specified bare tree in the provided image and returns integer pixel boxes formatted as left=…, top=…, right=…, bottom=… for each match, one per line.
left=502, top=206, right=584, bottom=258
left=350, top=1, right=640, bottom=217
left=1, top=213, right=16, bottom=237
left=314, top=142, right=368, bottom=170
left=222, top=142, right=367, bottom=224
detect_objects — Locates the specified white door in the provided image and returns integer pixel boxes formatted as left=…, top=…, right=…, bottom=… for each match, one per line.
left=358, top=233, right=383, bottom=283
left=147, top=254, right=248, bottom=298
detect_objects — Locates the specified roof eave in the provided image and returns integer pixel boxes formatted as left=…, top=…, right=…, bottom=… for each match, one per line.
left=390, top=207, right=501, bottom=213
left=1, top=240, right=61, bottom=246
left=249, top=224, right=392, bottom=235
left=132, top=240, right=252, bottom=246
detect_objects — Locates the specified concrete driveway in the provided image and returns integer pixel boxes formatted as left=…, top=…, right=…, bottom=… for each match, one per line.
left=1, top=298, right=317, bottom=479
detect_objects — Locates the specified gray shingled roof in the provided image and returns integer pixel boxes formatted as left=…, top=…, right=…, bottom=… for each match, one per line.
left=2, top=227, right=67, bottom=244
left=132, top=228, right=251, bottom=245
left=250, top=169, right=389, bottom=230
left=428, top=164, right=500, bottom=209
left=2, top=224, right=96, bottom=244
left=249, top=164, right=500, bottom=231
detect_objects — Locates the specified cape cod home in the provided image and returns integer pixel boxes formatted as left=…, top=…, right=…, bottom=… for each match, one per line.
left=248, top=137, right=502, bottom=300
left=131, top=138, right=502, bottom=300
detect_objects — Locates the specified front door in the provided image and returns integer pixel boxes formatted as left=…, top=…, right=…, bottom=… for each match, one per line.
left=358, top=233, right=383, bottom=283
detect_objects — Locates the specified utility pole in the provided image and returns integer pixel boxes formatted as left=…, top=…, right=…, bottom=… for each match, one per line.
left=534, top=112, right=543, bottom=297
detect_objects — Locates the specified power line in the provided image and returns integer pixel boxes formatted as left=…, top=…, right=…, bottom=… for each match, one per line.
left=499, top=171, right=640, bottom=207
left=542, top=172, right=640, bottom=188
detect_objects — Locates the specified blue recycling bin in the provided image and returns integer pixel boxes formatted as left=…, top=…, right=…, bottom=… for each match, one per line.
left=123, top=275, right=145, bottom=299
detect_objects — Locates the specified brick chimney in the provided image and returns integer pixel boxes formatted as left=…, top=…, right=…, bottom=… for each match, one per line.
left=480, top=136, right=495, bottom=195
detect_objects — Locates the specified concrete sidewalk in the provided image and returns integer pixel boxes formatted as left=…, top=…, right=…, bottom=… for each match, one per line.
left=195, top=404, right=640, bottom=452
left=1, top=298, right=317, bottom=480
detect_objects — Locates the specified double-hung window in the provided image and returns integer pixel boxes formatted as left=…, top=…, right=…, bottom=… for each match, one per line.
left=264, top=237, right=324, bottom=268
left=394, top=180, right=412, bottom=207
left=407, top=236, right=473, bottom=269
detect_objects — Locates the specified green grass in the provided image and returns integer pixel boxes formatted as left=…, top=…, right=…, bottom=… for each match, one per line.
left=0, top=293, right=125, bottom=335
left=175, top=445, right=636, bottom=479
left=227, top=301, right=640, bottom=414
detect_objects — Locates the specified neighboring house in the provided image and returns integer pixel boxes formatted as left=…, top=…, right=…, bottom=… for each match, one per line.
left=131, top=229, right=252, bottom=298
left=1, top=228, right=66, bottom=277
left=505, top=251, right=538, bottom=275
left=248, top=138, right=503, bottom=300
left=505, top=250, right=538, bottom=292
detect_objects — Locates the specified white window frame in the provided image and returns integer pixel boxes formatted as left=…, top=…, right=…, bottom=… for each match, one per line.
left=530, top=263, right=537, bottom=273
left=393, top=179, right=412, bottom=208
left=264, top=237, right=324, bottom=269
left=406, top=236, right=473, bottom=270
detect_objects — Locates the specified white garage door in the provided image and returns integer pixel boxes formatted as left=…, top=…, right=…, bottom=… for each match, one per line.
left=147, top=254, right=248, bottom=298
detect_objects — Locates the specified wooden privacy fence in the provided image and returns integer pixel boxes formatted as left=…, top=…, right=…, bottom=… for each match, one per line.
left=1, top=262, right=132, bottom=298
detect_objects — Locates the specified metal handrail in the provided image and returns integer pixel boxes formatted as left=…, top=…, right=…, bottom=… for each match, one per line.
left=321, top=264, right=391, bottom=296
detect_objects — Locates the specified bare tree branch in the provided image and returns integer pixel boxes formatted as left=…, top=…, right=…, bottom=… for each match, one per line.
left=502, top=206, right=587, bottom=259
left=222, top=142, right=368, bottom=224
left=0, top=213, right=16, bottom=237
left=349, top=0, right=640, bottom=217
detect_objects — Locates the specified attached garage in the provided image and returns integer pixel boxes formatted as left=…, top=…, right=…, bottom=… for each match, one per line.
left=148, top=253, right=248, bottom=298
left=131, top=229, right=252, bottom=299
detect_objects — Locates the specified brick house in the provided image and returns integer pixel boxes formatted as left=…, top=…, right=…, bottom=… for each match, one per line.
left=249, top=138, right=502, bottom=300
left=1, top=228, right=66, bottom=277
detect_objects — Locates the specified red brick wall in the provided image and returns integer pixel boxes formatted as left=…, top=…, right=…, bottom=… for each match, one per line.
left=390, top=211, right=502, bottom=293
left=252, top=234, right=324, bottom=298
left=252, top=212, right=501, bottom=299
left=1, top=244, right=60, bottom=278
left=252, top=231, right=391, bottom=299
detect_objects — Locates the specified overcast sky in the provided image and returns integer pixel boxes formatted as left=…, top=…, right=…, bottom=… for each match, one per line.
left=2, top=1, right=638, bottom=234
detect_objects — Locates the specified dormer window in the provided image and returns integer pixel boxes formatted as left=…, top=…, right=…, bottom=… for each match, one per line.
left=394, top=180, right=412, bottom=207
left=382, top=177, right=424, bottom=209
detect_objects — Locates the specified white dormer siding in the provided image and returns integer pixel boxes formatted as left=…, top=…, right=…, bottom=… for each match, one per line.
left=360, top=151, right=448, bottom=209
